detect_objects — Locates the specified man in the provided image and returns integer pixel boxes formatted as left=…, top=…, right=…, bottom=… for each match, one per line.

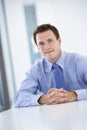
left=14, top=23, right=87, bottom=107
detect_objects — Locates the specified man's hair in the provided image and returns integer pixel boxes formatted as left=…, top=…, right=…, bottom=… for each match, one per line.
left=33, top=23, right=60, bottom=45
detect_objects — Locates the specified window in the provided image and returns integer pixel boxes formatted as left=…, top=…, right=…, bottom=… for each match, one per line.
left=24, top=4, right=41, bottom=64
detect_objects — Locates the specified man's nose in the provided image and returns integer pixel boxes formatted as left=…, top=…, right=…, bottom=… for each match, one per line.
left=44, top=42, right=50, bottom=49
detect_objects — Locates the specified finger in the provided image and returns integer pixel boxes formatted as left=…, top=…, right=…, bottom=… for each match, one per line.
left=48, top=88, right=63, bottom=94
left=48, top=96, right=66, bottom=105
left=48, top=91, right=57, bottom=98
left=48, top=88, right=57, bottom=94
left=47, top=97, right=56, bottom=105
left=48, top=90, right=67, bottom=99
left=50, top=96, right=68, bottom=104
left=57, top=97, right=68, bottom=103
left=48, top=101, right=57, bottom=105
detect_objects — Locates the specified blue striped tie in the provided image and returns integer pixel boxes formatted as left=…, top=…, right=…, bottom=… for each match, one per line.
left=52, top=64, right=66, bottom=89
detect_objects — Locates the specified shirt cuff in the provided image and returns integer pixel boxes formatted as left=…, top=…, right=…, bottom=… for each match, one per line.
left=32, top=94, right=43, bottom=106
left=75, top=89, right=87, bottom=101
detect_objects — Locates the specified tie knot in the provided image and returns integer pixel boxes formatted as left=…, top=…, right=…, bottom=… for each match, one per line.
left=52, top=64, right=59, bottom=69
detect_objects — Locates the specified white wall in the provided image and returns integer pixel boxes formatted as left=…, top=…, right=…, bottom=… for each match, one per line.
left=53, top=0, right=87, bottom=55
left=4, top=0, right=87, bottom=90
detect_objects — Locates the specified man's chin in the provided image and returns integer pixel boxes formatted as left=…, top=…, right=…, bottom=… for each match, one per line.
left=46, top=56, right=54, bottom=61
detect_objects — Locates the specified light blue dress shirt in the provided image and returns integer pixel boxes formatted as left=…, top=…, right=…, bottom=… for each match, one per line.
left=14, top=52, right=87, bottom=107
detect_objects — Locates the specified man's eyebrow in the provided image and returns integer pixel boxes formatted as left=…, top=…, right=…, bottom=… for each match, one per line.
left=47, top=37, right=54, bottom=40
left=38, top=41, right=44, bottom=45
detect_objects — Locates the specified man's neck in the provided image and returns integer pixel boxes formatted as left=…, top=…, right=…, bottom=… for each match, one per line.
left=48, top=51, right=62, bottom=63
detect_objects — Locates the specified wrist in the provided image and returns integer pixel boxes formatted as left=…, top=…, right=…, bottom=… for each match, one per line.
left=38, top=95, right=46, bottom=104
left=72, top=91, right=77, bottom=101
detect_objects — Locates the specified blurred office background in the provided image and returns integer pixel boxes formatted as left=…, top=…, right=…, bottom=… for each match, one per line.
left=0, top=0, right=87, bottom=112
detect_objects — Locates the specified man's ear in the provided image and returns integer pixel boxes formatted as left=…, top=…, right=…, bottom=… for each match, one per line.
left=58, top=37, right=61, bottom=45
left=59, top=37, right=61, bottom=43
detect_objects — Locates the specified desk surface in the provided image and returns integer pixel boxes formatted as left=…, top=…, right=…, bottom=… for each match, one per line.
left=0, top=100, right=87, bottom=130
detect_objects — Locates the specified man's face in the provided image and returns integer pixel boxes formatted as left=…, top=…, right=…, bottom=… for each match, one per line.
left=36, top=30, right=62, bottom=63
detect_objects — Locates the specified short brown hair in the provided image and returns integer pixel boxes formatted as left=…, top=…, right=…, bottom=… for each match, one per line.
left=33, top=23, right=60, bottom=45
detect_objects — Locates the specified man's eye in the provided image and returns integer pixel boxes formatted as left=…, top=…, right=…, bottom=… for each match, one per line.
left=39, top=42, right=44, bottom=46
left=48, top=39, right=53, bottom=42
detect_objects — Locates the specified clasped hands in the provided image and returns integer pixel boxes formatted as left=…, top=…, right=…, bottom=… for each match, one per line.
left=38, top=88, right=77, bottom=105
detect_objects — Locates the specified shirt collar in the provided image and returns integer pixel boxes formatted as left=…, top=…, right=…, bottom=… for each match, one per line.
left=44, top=52, right=65, bottom=72
left=56, top=52, right=65, bottom=69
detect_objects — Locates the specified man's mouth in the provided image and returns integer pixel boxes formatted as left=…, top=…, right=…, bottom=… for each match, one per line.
left=45, top=50, right=54, bottom=54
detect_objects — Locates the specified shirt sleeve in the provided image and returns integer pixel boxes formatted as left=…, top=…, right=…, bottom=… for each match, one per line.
left=75, top=54, right=87, bottom=101
left=13, top=66, right=44, bottom=107
left=13, top=91, right=43, bottom=107
left=75, top=89, right=87, bottom=101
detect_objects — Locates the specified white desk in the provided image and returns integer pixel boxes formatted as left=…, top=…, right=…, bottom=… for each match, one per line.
left=0, top=100, right=87, bottom=130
